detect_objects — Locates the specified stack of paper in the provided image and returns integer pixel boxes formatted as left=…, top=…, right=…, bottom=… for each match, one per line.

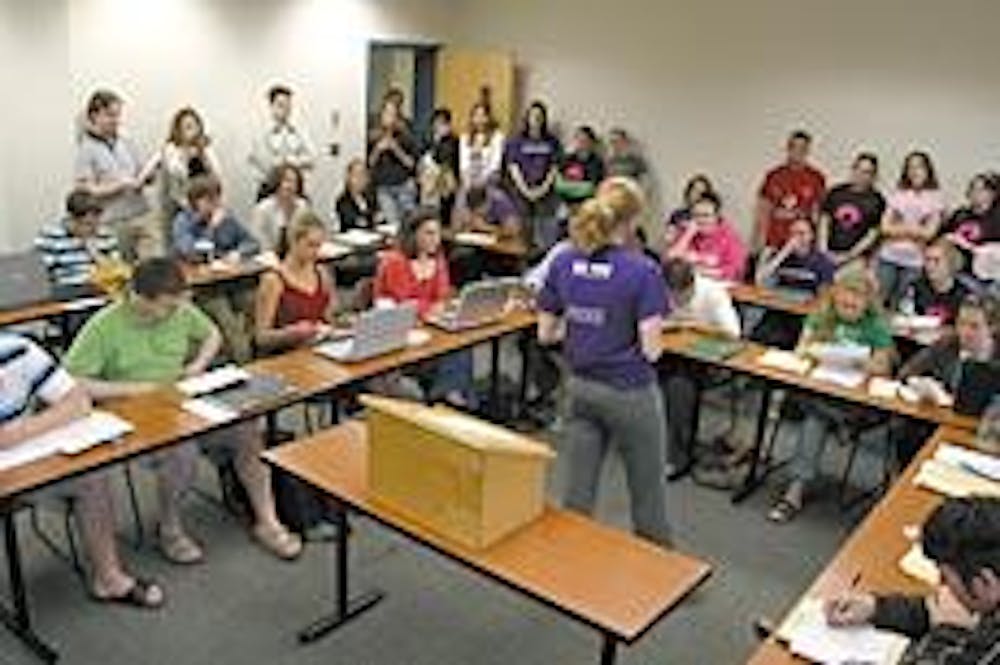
left=778, top=599, right=910, bottom=665
left=757, top=349, right=812, bottom=375
left=334, top=229, right=382, bottom=247
left=913, top=444, right=1000, bottom=499
left=176, top=365, right=251, bottom=397
left=319, top=242, right=352, bottom=260
left=810, top=365, right=868, bottom=389
left=182, top=398, right=238, bottom=425
left=0, top=411, right=133, bottom=472
left=899, top=543, right=940, bottom=586
left=453, top=231, right=497, bottom=247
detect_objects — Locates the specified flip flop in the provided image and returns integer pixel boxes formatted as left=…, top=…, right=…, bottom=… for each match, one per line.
left=92, top=578, right=165, bottom=610
left=253, top=524, right=303, bottom=560
left=157, top=526, right=205, bottom=565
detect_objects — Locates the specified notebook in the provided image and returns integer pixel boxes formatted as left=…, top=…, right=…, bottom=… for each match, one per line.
left=0, top=411, right=133, bottom=472
left=778, top=598, right=910, bottom=665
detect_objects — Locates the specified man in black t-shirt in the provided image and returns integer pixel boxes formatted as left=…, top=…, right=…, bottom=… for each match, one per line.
left=819, top=152, right=886, bottom=266
left=911, top=238, right=970, bottom=324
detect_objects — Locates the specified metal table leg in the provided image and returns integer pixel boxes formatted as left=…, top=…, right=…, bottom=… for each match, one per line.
left=1, top=511, right=59, bottom=663
left=600, top=633, right=618, bottom=665
left=732, top=385, right=773, bottom=504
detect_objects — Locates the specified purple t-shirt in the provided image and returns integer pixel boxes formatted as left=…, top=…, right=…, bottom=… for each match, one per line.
left=484, top=187, right=519, bottom=224
left=504, top=134, right=562, bottom=187
left=538, top=246, right=667, bottom=389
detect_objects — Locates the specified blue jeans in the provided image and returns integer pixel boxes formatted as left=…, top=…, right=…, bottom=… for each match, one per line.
left=875, top=260, right=920, bottom=309
left=429, top=350, right=477, bottom=407
left=376, top=180, right=418, bottom=227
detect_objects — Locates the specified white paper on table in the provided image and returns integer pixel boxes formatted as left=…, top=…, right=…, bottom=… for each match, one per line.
left=319, top=242, right=352, bottom=260
left=0, top=411, right=133, bottom=471
left=255, top=251, right=279, bottom=269
left=914, top=458, right=1000, bottom=498
left=407, top=329, right=431, bottom=347
left=334, top=229, right=381, bottom=247
left=892, top=314, right=943, bottom=331
left=807, top=342, right=871, bottom=368
left=64, top=296, right=108, bottom=312
left=899, top=543, right=940, bottom=586
left=453, top=231, right=497, bottom=247
left=869, top=377, right=902, bottom=399
left=757, top=349, right=812, bottom=375
left=376, top=223, right=399, bottom=236
left=935, top=443, right=1000, bottom=481
left=176, top=365, right=251, bottom=397
left=778, top=599, right=909, bottom=665
left=181, top=398, right=238, bottom=425
left=810, top=364, right=868, bottom=389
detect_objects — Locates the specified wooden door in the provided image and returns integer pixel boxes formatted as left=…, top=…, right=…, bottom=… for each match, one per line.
left=435, top=48, right=516, bottom=135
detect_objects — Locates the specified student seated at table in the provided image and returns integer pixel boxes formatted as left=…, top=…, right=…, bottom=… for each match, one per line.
left=943, top=172, right=1000, bottom=287
left=877, top=151, right=946, bottom=308
left=537, top=183, right=673, bottom=547
left=171, top=174, right=260, bottom=363
left=824, top=497, right=1000, bottom=665
left=457, top=184, right=523, bottom=240
left=335, top=158, right=382, bottom=233
left=36, top=190, right=121, bottom=290
left=373, top=208, right=476, bottom=408
left=664, top=191, right=748, bottom=281
left=0, top=333, right=164, bottom=608
left=904, top=237, right=972, bottom=325
left=250, top=164, right=308, bottom=252
left=818, top=152, right=886, bottom=267
left=65, top=258, right=302, bottom=563
left=555, top=125, right=605, bottom=206
left=255, top=212, right=337, bottom=352
left=891, top=294, right=1000, bottom=463
left=768, top=265, right=894, bottom=523
left=751, top=218, right=836, bottom=349
left=661, top=258, right=741, bottom=476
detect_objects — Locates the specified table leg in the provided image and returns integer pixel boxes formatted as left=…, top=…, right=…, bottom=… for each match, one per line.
left=600, top=633, right=618, bottom=665
left=732, top=385, right=773, bottom=504
left=1, top=511, right=58, bottom=663
left=489, top=337, right=501, bottom=419
left=516, top=331, right=531, bottom=420
left=297, top=505, right=384, bottom=644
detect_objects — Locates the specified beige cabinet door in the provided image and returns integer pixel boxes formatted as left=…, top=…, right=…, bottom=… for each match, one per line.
left=436, top=48, right=516, bottom=135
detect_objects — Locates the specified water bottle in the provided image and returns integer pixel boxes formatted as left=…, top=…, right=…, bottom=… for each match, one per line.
left=977, top=396, right=1000, bottom=454
left=899, top=285, right=916, bottom=317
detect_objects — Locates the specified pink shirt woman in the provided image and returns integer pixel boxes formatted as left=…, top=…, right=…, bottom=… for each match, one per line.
left=665, top=193, right=748, bottom=281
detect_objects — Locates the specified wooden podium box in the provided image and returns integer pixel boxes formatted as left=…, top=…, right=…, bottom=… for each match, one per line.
left=360, top=395, right=555, bottom=549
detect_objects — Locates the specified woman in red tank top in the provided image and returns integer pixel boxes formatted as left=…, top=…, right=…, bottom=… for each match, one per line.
left=255, top=211, right=337, bottom=352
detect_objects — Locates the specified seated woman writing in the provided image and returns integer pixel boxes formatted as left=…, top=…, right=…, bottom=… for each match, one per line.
left=768, top=264, right=895, bottom=523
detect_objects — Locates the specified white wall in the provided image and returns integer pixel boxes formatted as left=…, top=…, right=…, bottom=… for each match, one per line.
left=0, top=0, right=452, bottom=249
left=448, top=0, right=1000, bottom=236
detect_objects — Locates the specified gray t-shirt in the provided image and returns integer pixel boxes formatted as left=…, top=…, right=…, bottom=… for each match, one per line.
left=75, top=132, right=150, bottom=224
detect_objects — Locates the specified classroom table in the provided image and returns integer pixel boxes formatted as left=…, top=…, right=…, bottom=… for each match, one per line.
left=659, top=328, right=979, bottom=501
left=745, top=425, right=982, bottom=664
left=263, top=421, right=712, bottom=665
left=0, top=310, right=536, bottom=663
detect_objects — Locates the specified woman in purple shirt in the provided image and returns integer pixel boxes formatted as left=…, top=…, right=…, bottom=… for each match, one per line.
left=504, top=101, right=563, bottom=251
left=537, top=180, right=672, bottom=547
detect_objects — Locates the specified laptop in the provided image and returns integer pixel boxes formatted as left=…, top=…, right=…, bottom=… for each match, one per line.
left=0, top=252, right=55, bottom=310
left=955, top=360, right=1000, bottom=417
left=425, top=280, right=511, bottom=332
left=314, top=303, right=417, bottom=363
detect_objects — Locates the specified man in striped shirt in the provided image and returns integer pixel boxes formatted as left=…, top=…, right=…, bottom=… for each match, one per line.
left=0, top=333, right=162, bottom=608
left=34, top=190, right=120, bottom=289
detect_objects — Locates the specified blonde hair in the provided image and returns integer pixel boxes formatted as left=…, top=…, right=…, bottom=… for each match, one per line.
left=278, top=209, right=326, bottom=258
left=570, top=176, right=647, bottom=255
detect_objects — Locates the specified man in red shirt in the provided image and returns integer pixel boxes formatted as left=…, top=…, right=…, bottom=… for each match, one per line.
left=754, top=130, right=827, bottom=250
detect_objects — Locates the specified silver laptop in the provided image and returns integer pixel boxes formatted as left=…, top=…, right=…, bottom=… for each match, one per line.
left=426, top=280, right=511, bottom=332
left=314, top=303, right=417, bottom=363
left=0, top=252, right=54, bottom=310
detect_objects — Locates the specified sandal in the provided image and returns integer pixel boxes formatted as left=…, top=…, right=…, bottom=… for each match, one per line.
left=92, top=578, right=165, bottom=610
left=253, top=524, right=303, bottom=560
left=157, top=526, right=205, bottom=565
left=767, top=497, right=802, bottom=524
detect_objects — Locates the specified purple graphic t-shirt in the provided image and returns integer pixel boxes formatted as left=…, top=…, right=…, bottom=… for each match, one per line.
left=538, top=246, right=667, bottom=389
left=504, top=134, right=562, bottom=187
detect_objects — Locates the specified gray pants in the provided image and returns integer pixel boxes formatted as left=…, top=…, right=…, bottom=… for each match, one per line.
left=564, top=375, right=672, bottom=546
left=663, top=374, right=698, bottom=468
